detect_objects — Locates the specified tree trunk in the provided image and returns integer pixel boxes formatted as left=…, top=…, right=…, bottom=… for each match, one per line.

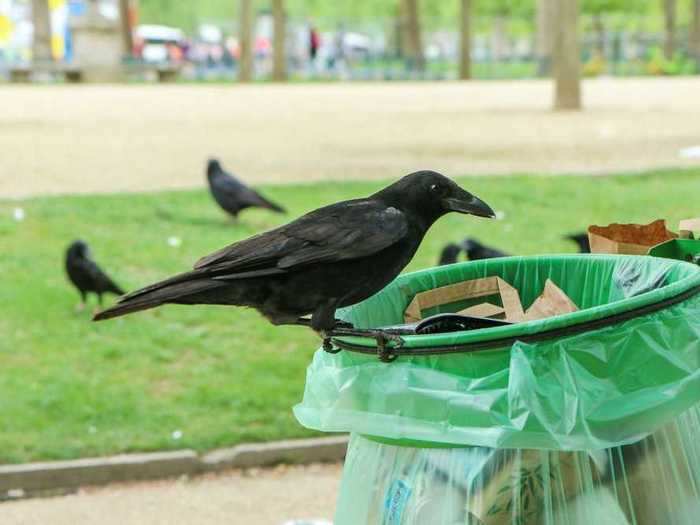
left=552, top=0, right=581, bottom=110
left=535, top=0, right=554, bottom=76
left=492, top=15, right=508, bottom=61
left=239, top=0, right=254, bottom=82
left=459, top=0, right=471, bottom=79
left=401, top=0, right=424, bottom=72
left=662, top=0, right=677, bottom=60
left=272, top=0, right=286, bottom=81
left=690, top=0, right=700, bottom=69
left=31, top=0, right=52, bottom=64
left=118, top=0, right=133, bottom=58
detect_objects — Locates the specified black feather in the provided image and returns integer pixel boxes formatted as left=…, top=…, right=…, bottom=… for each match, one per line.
left=95, top=171, right=494, bottom=331
left=206, top=158, right=286, bottom=218
left=65, top=240, right=124, bottom=304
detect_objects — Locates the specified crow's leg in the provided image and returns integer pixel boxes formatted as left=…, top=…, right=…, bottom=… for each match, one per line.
left=321, top=327, right=404, bottom=362
left=75, top=291, right=87, bottom=312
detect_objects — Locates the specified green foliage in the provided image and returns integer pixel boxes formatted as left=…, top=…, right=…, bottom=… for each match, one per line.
left=2, top=169, right=700, bottom=463
left=582, top=0, right=647, bottom=15
left=645, top=46, right=698, bottom=75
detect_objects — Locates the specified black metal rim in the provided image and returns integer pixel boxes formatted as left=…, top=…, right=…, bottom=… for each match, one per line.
left=331, top=283, right=700, bottom=358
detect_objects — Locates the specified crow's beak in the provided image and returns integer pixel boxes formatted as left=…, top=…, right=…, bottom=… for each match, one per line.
left=443, top=192, right=496, bottom=219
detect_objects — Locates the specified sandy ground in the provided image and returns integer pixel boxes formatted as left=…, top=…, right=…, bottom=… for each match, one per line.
left=0, top=463, right=342, bottom=525
left=3, top=77, right=700, bottom=199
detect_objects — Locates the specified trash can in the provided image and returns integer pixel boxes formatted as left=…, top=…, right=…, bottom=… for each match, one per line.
left=294, top=255, right=700, bottom=525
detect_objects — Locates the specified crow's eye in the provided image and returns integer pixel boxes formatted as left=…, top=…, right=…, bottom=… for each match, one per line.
left=430, top=184, right=440, bottom=193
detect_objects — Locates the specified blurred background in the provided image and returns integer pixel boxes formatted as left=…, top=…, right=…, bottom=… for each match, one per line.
left=2, top=0, right=700, bottom=81
left=1, top=1, right=700, bottom=524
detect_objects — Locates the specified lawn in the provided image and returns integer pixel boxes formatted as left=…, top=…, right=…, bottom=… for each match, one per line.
left=1, top=168, right=699, bottom=464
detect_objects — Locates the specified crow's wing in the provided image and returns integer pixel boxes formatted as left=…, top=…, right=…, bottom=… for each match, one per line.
left=84, top=259, right=124, bottom=294
left=214, top=172, right=284, bottom=213
left=195, top=199, right=408, bottom=277
left=211, top=171, right=245, bottom=195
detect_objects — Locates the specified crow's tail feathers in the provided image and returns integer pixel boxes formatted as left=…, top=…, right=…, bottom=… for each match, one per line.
left=93, top=273, right=225, bottom=322
left=255, top=192, right=286, bottom=214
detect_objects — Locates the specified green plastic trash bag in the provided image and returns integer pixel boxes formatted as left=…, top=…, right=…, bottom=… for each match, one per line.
left=294, top=255, right=700, bottom=449
left=335, top=402, right=700, bottom=524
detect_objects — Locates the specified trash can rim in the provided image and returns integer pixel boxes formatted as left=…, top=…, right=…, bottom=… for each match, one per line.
left=333, top=254, right=700, bottom=353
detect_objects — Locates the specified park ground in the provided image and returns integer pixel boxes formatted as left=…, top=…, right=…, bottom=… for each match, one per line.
left=1, top=77, right=700, bottom=522
left=0, top=463, right=341, bottom=525
left=2, top=77, right=700, bottom=199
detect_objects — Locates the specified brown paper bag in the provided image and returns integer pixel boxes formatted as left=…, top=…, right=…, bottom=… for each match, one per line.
left=524, top=279, right=579, bottom=321
left=458, top=302, right=505, bottom=319
left=588, top=219, right=677, bottom=255
left=678, top=218, right=700, bottom=239
left=404, top=277, right=525, bottom=323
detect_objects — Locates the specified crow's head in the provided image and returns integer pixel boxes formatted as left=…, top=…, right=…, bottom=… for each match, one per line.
left=378, top=170, right=495, bottom=225
left=67, top=239, right=90, bottom=260
left=206, top=158, right=222, bottom=178
left=439, top=243, right=462, bottom=265
left=461, top=237, right=482, bottom=253
left=566, top=232, right=591, bottom=253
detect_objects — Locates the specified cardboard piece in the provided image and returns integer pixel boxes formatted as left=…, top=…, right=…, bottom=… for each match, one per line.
left=588, top=219, right=677, bottom=255
left=524, top=279, right=579, bottom=321
left=457, top=302, right=505, bottom=319
left=678, top=218, right=700, bottom=239
left=404, top=277, right=525, bottom=323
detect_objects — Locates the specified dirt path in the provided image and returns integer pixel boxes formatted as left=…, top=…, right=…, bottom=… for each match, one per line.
left=0, top=463, right=341, bottom=525
left=2, top=77, right=700, bottom=199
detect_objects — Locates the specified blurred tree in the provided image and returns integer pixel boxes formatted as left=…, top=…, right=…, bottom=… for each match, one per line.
left=239, top=0, right=253, bottom=82
left=477, top=1, right=534, bottom=62
left=272, top=0, right=286, bottom=80
left=536, top=0, right=554, bottom=75
left=662, top=0, right=677, bottom=60
left=459, top=0, right=472, bottom=79
left=400, top=0, right=425, bottom=72
left=581, top=1, right=647, bottom=58
left=552, top=0, right=581, bottom=110
left=118, top=0, right=134, bottom=58
left=31, top=0, right=52, bottom=64
left=692, top=0, right=700, bottom=69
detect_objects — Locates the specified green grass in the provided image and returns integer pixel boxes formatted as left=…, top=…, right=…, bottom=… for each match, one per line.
left=1, top=168, right=699, bottom=464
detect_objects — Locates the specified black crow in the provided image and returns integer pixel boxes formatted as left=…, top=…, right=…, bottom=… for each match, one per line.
left=94, top=171, right=495, bottom=342
left=566, top=232, right=591, bottom=253
left=462, top=238, right=509, bottom=260
left=65, top=240, right=124, bottom=310
left=438, top=243, right=462, bottom=265
left=206, top=159, right=285, bottom=218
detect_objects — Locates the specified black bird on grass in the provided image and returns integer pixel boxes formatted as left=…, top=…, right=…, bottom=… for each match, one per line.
left=438, top=243, right=462, bottom=265
left=94, top=171, right=495, bottom=344
left=462, top=238, right=509, bottom=260
left=566, top=232, right=591, bottom=253
left=65, top=240, right=124, bottom=311
left=207, top=159, right=285, bottom=219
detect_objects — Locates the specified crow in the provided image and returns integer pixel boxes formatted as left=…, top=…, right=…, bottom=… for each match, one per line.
left=566, top=232, right=591, bottom=253
left=94, top=171, right=495, bottom=344
left=438, top=243, right=462, bottom=265
left=65, top=240, right=124, bottom=310
left=206, top=159, right=285, bottom=218
left=462, top=238, right=509, bottom=260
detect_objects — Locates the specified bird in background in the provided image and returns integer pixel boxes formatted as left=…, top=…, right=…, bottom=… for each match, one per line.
left=462, top=238, right=509, bottom=260
left=65, top=240, right=124, bottom=311
left=566, top=232, right=591, bottom=253
left=438, top=243, right=462, bottom=265
left=94, top=171, right=495, bottom=345
left=206, top=158, right=286, bottom=219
